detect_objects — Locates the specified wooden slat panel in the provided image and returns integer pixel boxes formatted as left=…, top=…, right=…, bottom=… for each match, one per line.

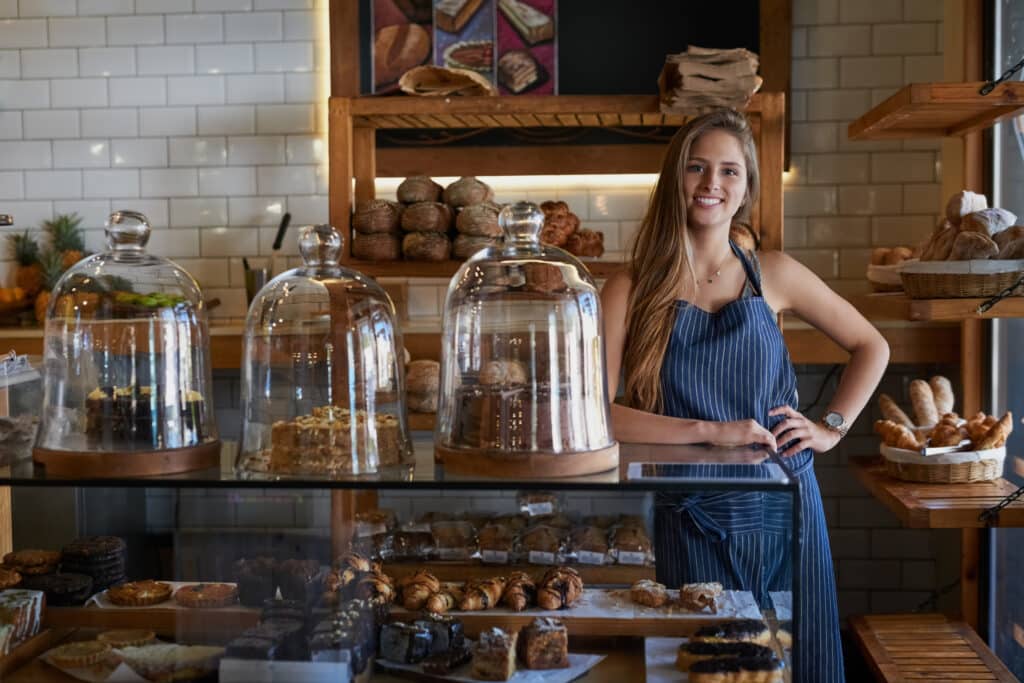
left=535, top=113, right=560, bottom=126
left=492, top=114, right=521, bottom=127
left=512, top=113, right=540, bottom=126
left=620, top=113, right=643, bottom=126
left=598, top=113, right=621, bottom=126
left=376, top=144, right=668, bottom=177
left=352, top=126, right=375, bottom=203
left=555, top=113, right=579, bottom=126
left=577, top=113, right=600, bottom=126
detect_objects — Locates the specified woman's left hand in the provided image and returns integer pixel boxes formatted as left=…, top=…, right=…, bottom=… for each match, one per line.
left=768, top=405, right=842, bottom=457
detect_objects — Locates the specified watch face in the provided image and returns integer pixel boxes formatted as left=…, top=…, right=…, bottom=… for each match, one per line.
left=825, top=412, right=844, bottom=428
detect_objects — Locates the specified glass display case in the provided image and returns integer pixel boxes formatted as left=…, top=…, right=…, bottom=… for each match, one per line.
left=435, top=202, right=617, bottom=478
left=31, top=210, right=219, bottom=476
left=0, top=441, right=802, bottom=682
left=236, top=224, right=413, bottom=478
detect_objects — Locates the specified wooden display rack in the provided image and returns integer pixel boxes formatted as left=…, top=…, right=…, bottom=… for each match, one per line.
left=383, top=561, right=654, bottom=585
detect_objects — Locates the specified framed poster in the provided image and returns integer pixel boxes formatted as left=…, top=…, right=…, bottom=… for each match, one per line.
left=434, top=0, right=496, bottom=86
left=372, top=0, right=433, bottom=93
left=495, top=0, right=557, bottom=95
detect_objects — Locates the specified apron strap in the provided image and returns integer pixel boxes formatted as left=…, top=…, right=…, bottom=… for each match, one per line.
left=673, top=497, right=728, bottom=542
left=730, top=239, right=764, bottom=298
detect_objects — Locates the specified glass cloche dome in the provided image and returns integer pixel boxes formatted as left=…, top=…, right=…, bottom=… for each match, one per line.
left=236, top=224, right=412, bottom=478
left=33, top=210, right=219, bottom=475
left=435, top=201, right=618, bottom=477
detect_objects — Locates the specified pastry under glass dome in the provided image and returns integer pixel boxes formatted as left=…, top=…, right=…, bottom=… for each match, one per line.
left=435, top=201, right=618, bottom=477
left=236, top=224, right=413, bottom=478
left=33, top=210, right=219, bottom=475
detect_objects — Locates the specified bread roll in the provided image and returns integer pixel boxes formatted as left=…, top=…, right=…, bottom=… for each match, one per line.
left=882, top=246, right=913, bottom=265
left=353, top=199, right=403, bottom=234
left=921, top=223, right=956, bottom=261
left=397, top=175, right=443, bottom=204
left=453, top=234, right=498, bottom=259
left=949, top=231, right=998, bottom=260
left=993, top=225, right=1024, bottom=251
left=406, top=359, right=439, bottom=413
left=961, top=208, right=1017, bottom=236
left=929, top=376, right=954, bottom=416
left=374, top=23, right=430, bottom=88
left=945, top=190, right=988, bottom=226
left=878, top=393, right=914, bottom=429
left=402, top=232, right=450, bottom=261
left=352, top=233, right=401, bottom=261
left=480, top=359, right=528, bottom=385
left=455, top=201, right=502, bottom=236
left=910, top=379, right=939, bottom=426
left=443, top=176, right=493, bottom=208
left=565, top=229, right=605, bottom=258
left=401, top=202, right=452, bottom=233
left=997, top=237, right=1024, bottom=260
left=870, top=247, right=891, bottom=266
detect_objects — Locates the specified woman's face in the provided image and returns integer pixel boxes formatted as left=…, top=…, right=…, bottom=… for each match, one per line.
left=682, top=129, right=748, bottom=232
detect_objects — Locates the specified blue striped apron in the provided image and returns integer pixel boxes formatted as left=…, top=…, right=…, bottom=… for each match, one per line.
left=653, top=241, right=845, bottom=682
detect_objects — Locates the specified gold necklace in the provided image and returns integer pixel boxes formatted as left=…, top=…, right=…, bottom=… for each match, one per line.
left=698, top=251, right=732, bottom=285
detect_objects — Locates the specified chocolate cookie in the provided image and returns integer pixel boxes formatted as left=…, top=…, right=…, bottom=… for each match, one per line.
left=61, top=536, right=126, bottom=562
left=22, top=572, right=94, bottom=606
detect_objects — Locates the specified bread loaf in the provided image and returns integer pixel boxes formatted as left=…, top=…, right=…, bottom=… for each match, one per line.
left=945, top=190, right=988, bottom=226
left=374, top=23, right=430, bottom=88
left=353, top=199, right=403, bottom=234
left=453, top=234, right=499, bottom=259
left=401, top=202, right=452, bottom=232
left=352, top=233, right=401, bottom=261
left=961, top=208, right=1017, bottom=236
left=456, top=201, right=502, bottom=236
left=929, top=376, right=954, bottom=416
left=993, top=225, right=1024, bottom=251
left=878, top=393, right=914, bottom=429
left=403, top=232, right=451, bottom=261
left=397, top=175, right=443, bottom=204
left=407, top=359, right=439, bottom=413
left=998, top=237, right=1024, bottom=260
left=443, top=177, right=493, bottom=208
left=921, top=223, right=956, bottom=261
left=909, top=379, right=939, bottom=426
left=480, top=360, right=528, bottom=385
left=949, top=231, right=998, bottom=260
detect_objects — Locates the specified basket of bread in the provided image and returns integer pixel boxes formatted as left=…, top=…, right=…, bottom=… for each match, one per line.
left=873, top=376, right=1013, bottom=483
left=902, top=190, right=1024, bottom=298
left=867, top=246, right=915, bottom=292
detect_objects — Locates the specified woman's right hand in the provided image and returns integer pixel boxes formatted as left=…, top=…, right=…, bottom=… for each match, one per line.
left=707, top=419, right=778, bottom=451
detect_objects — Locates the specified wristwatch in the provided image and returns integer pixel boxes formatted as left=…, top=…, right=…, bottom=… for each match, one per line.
left=821, top=411, right=849, bottom=438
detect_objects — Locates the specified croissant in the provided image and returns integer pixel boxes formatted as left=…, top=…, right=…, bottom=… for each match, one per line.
left=878, top=393, right=914, bottom=429
left=355, top=571, right=395, bottom=604
left=966, top=413, right=997, bottom=443
left=874, top=419, right=921, bottom=450
left=976, top=411, right=1013, bottom=450
left=399, top=570, right=441, bottom=610
left=502, top=571, right=536, bottom=612
left=335, top=551, right=372, bottom=573
left=928, top=423, right=964, bottom=448
left=537, top=567, right=583, bottom=610
left=459, top=577, right=506, bottom=611
left=425, top=585, right=464, bottom=614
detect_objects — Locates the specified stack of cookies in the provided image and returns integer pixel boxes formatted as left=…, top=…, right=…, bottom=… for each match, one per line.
left=21, top=572, right=94, bottom=606
left=2, top=549, right=60, bottom=578
left=60, top=536, right=127, bottom=591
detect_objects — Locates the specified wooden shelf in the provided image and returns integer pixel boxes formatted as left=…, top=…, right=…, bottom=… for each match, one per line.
left=852, top=292, right=1024, bottom=321
left=848, top=82, right=1024, bottom=140
left=850, top=456, right=1024, bottom=528
left=344, top=259, right=626, bottom=280
left=383, top=561, right=654, bottom=585
left=45, top=605, right=260, bottom=642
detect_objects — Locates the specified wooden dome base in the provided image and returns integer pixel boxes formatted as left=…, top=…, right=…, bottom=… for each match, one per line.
left=33, top=440, right=221, bottom=478
left=436, top=443, right=619, bottom=478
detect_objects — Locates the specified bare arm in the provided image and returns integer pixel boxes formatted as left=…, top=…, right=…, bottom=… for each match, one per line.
left=600, top=272, right=777, bottom=449
left=761, top=251, right=890, bottom=454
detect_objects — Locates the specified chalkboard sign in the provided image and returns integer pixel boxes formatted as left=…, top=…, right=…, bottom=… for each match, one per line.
left=359, top=0, right=761, bottom=95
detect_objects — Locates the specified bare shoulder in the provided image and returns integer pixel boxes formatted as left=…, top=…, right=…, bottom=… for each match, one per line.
left=600, top=270, right=633, bottom=319
left=756, top=249, right=823, bottom=312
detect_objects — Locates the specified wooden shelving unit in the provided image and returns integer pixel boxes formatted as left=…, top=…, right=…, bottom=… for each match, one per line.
left=852, top=292, right=1024, bottom=322
left=383, top=560, right=653, bottom=585
left=328, top=92, right=786, bottom=279
left=848, top=82, right=1024, bottom=140
left=850, top=457, right=1024, bottom=529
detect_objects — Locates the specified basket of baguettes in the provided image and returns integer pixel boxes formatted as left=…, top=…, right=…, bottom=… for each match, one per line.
left=873, top=375, right=1013, bottom=483
left=901, top=189, right=1024, bottom=299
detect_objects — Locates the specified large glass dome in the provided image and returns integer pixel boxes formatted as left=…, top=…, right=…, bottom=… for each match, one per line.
left=236, top=224, right=412, bottom=478
left=33, top=210, right=219, bottom=475
left=435, top=202, right=618, bottom=477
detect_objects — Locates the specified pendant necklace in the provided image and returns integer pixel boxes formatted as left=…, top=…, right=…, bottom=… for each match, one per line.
left=700, top=251, right=732, bottom=285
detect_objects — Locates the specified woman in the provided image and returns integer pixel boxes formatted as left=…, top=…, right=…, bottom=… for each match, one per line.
left=601, top=109, right=889, bottom=682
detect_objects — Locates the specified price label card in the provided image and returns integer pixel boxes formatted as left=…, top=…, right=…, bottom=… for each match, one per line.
left=480, top=550, right=509, bottom=564
left=528, top=551, right=556, bottom=565
left=576, top=551, right=606, bottom=565
left=527, top=502, right=554, bottom=516
left=617, top=551, right=647, bottom=566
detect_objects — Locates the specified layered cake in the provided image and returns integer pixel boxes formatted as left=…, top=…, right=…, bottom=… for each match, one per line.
left=452, top=383, right=572, bottom=451
left=497, top=50, right=539, bottom=94
left=267, top=406, right=402, bottom=474
left=85, top=385, right=206, bottom=449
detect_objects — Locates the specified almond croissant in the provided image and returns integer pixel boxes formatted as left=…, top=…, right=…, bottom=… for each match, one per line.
left=502, top=571, right=536, bottom=612
left=459, top=577, right=506, bottom=611
left=537, top=567, right=583, bottom=610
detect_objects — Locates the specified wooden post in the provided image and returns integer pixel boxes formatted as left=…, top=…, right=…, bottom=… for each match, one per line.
left=353, top=127, right=376, bottom=204
left=0, top=488, right=10, bottom=556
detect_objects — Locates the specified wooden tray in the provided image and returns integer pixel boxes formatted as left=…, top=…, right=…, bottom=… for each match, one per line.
left=33, top=440, right=221, bottom=477
left=437, top=443, right=619, bottom=478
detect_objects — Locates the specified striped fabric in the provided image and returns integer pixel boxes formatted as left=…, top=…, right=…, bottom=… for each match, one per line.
left=654, top=241, right=845, bottom=682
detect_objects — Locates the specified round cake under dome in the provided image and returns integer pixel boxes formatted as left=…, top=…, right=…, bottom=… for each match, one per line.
left=33, top=210, right=219, bottom=475
left=435, top=201, right=618, bottom=477
left=236, top=223, right=413, bottom=478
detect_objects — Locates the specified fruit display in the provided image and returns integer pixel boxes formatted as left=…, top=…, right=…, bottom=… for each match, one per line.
left=43, top=213, right=86, bottom=270
left=6, top=231, right=43, bottom=297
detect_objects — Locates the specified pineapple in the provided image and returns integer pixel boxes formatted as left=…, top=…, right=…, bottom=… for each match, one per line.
left=34, top=249, right=66, bottom=324
left=6, top=230, right=43, bottom=297
left=44, top=213, right=86, bottom=270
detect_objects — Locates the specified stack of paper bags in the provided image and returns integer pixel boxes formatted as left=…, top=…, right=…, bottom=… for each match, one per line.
left=658, top=45, right=763, bottom=114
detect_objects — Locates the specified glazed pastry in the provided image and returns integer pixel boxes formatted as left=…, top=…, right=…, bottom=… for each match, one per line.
left=977, top=411, right=1013, bottom=450
left=961, top=207, right=1017, bottom=236
left=692, top=619, right=772, bottom=646
left=929, top=376, right=955, bottom=416
left=874, top=419, right=921, bottom=450
left=966, top=412, right=998, bottom=443
left=355, top=572, right=396, bottom=604
left=536, top=567, right=583, bottom=610
left=878, top=393, right=915, bottom=429
left=501, top=571, right=536, bottom=612
left=335, top=551, right=373, bottom=573
left=909, top=379, right=939, bottom=426
left=459, top=577, right=506, bottom=611
left=539, top=200, right=579, bottom=246
left=949, top=231, right=998, bottom=260
left=928, top=422, right=964, bottom=447
left=945, top=190, right=988, bottom=226
left=629, top=579, right=668, bottom=608
left=678, top=581, right=722, bottom=613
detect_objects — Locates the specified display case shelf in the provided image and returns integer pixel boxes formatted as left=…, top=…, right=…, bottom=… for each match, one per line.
left=850, top=456, right=1024, bottom=528
left=341, top=259, right=626, bottom=280
left=383, top=561, right=653, bottom=585
left=848, top=81, right=1024, bottom=140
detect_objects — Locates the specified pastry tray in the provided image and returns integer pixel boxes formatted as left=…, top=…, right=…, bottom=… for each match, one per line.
left=377, top=645, right=604, bottom=683
left=390, top=588, right=762, bottom=638
left=86, top=581, right=239, bottom=610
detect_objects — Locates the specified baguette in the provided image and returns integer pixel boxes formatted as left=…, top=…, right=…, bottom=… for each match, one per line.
left=909, top=379, right=939, bottom=426
left=929, top=376, right=955, bottom=416
left=878, top=393, right=914, bottom=429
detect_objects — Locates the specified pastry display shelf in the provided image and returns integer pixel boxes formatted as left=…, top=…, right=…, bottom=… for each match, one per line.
left=851, top=292, right=1024, bottom=321
left=850, top=456, right=1024, bottom=528
left=848, top=81, right=1024, bottom=140
left=338, top=258, right=626, bottom=280
left=382, top=561, right=653, bottom=586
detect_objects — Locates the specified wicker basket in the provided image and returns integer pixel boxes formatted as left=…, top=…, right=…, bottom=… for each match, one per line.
left=880, top=444, right=1006, bottom=483
left=866, top=263, right=906, bottom=293
left=900, top=259, right=1024, bottom=299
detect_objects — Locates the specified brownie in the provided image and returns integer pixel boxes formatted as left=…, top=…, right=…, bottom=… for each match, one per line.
left=689, top=655, right=783, bottom=676
left=275, top=559, right=324, bottom=608
left=226, top=636, right=279, bottom=660
left=422, top=642, right=472, bottom=675
left=22, top=572, right=93, bottom=606
left=380, top=622, right=432, bottom=664
left=414, top=613, right=464, bottom=655
left=692, top=619, right=771, bottom=644
left=234, top=557, right=277, bottom=607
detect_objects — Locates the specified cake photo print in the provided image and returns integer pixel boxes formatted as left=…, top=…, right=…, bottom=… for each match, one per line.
left=496, top=0, right=557, bottom=95
left=373, top=0, right=434, bottom=92
left=435, top=0, right=497, bottom=85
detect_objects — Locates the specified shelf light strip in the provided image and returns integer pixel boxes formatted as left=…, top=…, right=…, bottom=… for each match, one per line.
left=374, top=174, right=659, bottom=194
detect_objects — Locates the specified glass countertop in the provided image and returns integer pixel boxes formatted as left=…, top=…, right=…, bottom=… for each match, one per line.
left=0, top=438, right=798, bottom=491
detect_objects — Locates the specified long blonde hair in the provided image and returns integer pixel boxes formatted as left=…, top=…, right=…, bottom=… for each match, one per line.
left=622, top=109, right=760, bottom=413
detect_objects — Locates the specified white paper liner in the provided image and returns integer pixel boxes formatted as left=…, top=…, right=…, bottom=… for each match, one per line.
left=376, top=648, right=604, bottom=683
left=391, top=588, right=762, bottom=621
left=644, top=637, right=687, bottom=683
left=40, top=653, right=148, bottom=683
left=881, top=444, right=1006, bottom=466
left=902, top=258, right=1024, bottom=274
left=866, top=263, right=907, bottom=285
left=770, top=591, right=792, bottom=622
left=85, top=581, right=239, bottom=610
